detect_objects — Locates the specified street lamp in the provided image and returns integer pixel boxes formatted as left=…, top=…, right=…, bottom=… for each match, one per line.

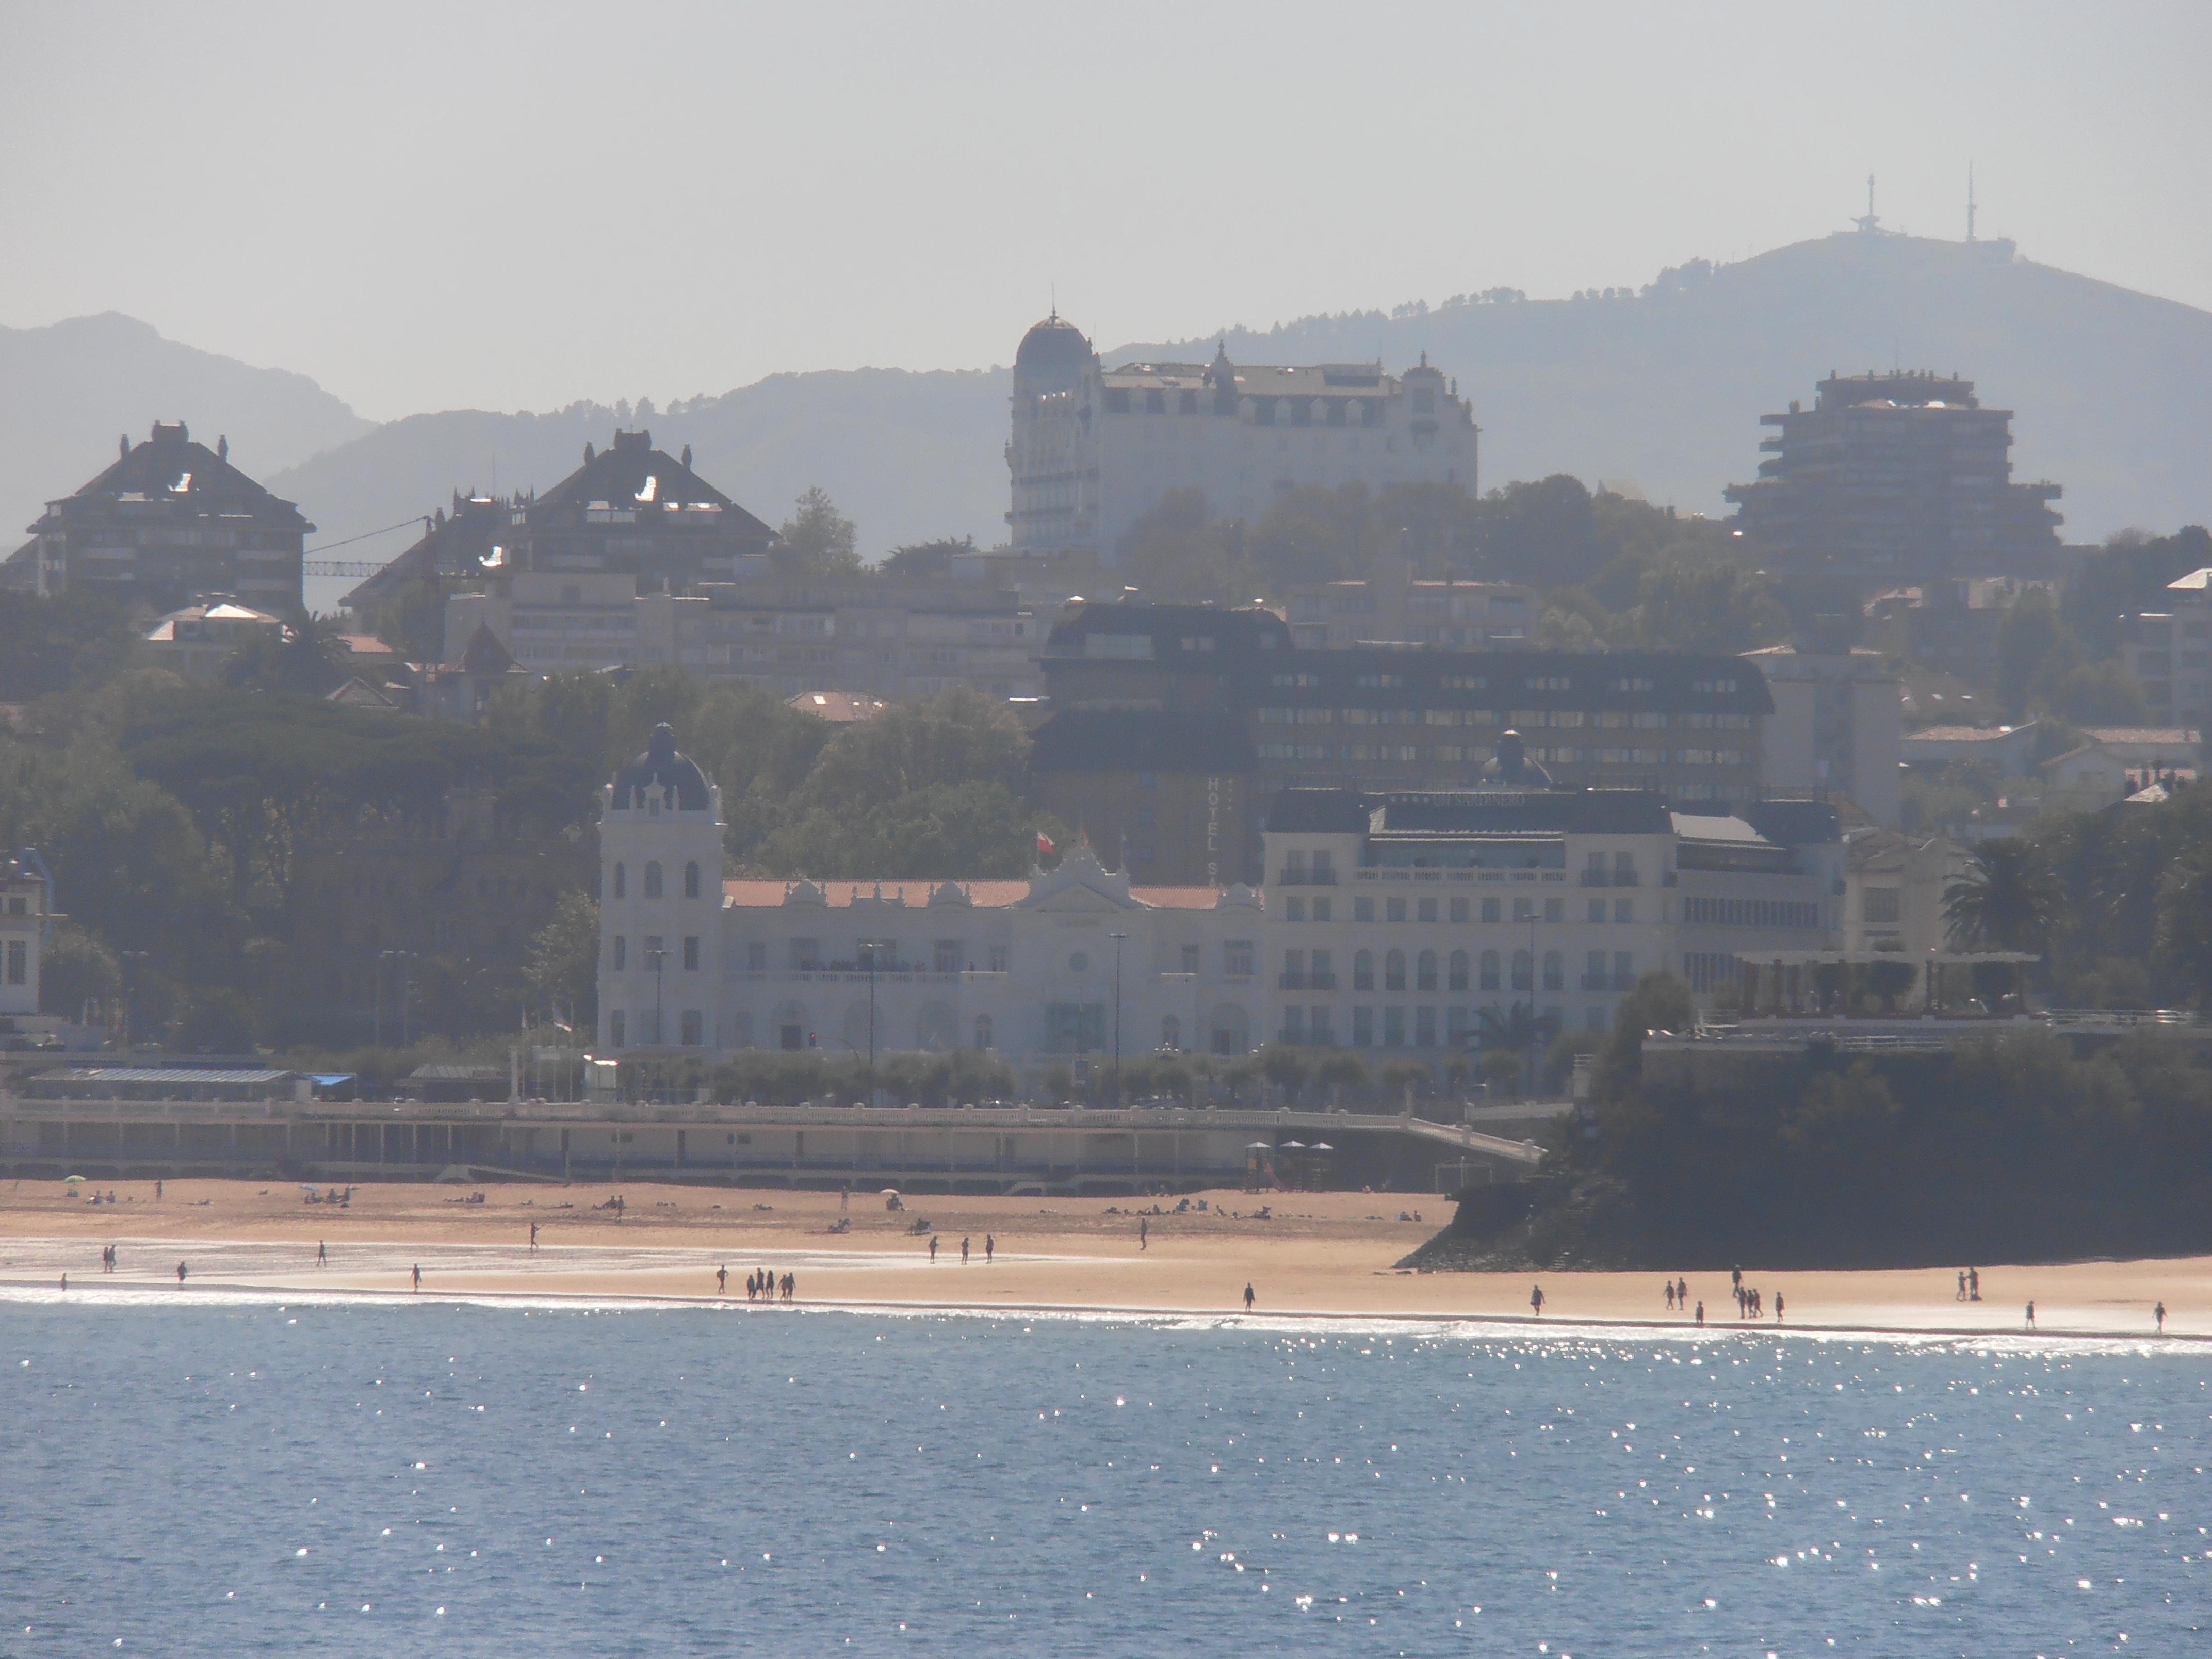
left=1109, top=930, right=1128, bottom=1108
left=860, top=938, right=892, bottom=1107
left=118, top=951, right=150, bottom=1049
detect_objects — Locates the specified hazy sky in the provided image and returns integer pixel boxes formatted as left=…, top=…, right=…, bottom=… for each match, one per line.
left=4, top=1, right=2207, bottom=421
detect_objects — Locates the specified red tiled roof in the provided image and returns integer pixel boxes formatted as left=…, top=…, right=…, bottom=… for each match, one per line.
left=721, top=878, right=1225, bottom=910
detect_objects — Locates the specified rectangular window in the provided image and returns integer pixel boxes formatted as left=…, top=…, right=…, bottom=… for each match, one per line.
left=1354, top=897, right=1376, bottom=921
left=682, top=935, right=700, bottom=971
left=746, top=940, right=767, bottom=971
left=4, top=939, right=22, bottom=985
left=988, top=945, right=1009, bottom=973
left=1281, top=1005, right=1306, bottom=1043
left=1414, top=1006, right=1437, bottom=1047
left=1588, top=899, right=1606, bottom=923
left=1450, top=898, right=1469, bottom=923
left=1613, top=898, right=1633, bottom=924
left=1353, top=1006, right=1374, bottom=1047
left=1225, top=940, right=1254, bottom=977
left=1286, top=897, right=1306, bottom=922
left=1418, top=898, right=1438, bottom=922
left=680, top=1009, right=703, bottom=1046
left=1482, top=898, right=1501, bottom=923
left=1383, top=1006, right=1406, bottom=1047
left=934, top=940, right=961, bottom=972
left=1309, top=1006, right=1334, bottom=1046
left=1282, top=948, right=1307, bottom=989
left=1545, top=898, right=1564, bottom=923
left=1512, top=898, right=1534, bottom=922
left=789, top=937, right=820, bottom=969
left=613, top=935, right=627, bottom=971
left=1046, top=1002, right=1107, bottom=1052
left=610, top=1011, right=626, bottom=1048
left=1585, top=949, right=1606, bottom=990
left=1182, top=944, right=1201, bottom=973
left=1614, top=951, right=1635, bottom=991
left=1312, top=897, right=1332, bottom=922
left=1864, top=888, right=1900, bottom=924
left=1311, top=948, right=1333, bottom=987
left=1386, top=898, right=1407, bottom=922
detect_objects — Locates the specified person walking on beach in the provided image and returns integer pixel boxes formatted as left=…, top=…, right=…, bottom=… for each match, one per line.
left=961, top=1236, right=970, bottom=1265
left=1774, top=1293, right=1784, bottom=1323
left=156, top=1180, right=163, bottom=1201
left=1676, top=1276, right=1687, bottom=1309
left=1969, top=1267, right=1981, bottom=1302
left=841, top=1183, right=850, bottom=1213
left=2156, top=1300, right=2167, bottom=1333
left=1140, top=1217, right=1149, bottom=1251
left=1665, top=1281, right=1676, bottom=1312
left=1731, top=1265, right=1742, bottom=1295
left=1243, top=1282, right=1256, bottom=1313
left=529, top=1222, right=539, bottom=1253
left=59, top=1272, right=66, bottom=1293
left=176, top=1260, right=187, bottom=1286
left=2025, top=1300, right=2036, bottom=1330
left=411, top=1264, right=422, bottom=1293
left=717, top=1264, right=728, bottom=1295
left=782, top=1272, right=794, bottom=1302
left=316, top=1240, right=327, bottom=1268
left=1695, top=1299, right=1704, bottom=1326
left=1956, top=1270, right=1967, bottom=1302
left=1530, top=1283, right=1545, bottom=1318
left=929, top=1234, right=939, bottom=1264
left=985, top=1234, right=995, bottom=1264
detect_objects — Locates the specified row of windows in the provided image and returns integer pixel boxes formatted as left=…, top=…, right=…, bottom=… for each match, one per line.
left=1281, top=894, right=1639, bottom=925
left=608, top=934, right=703, bottom=972
left=1280, top=947, right=1634, bottom=994
left=1280, top=1000, right=1614, bottom=1046
left=1682, top=897, right=1822, bottom=929
left=606, top=1008, right=704, bottom=1047
left=1256, top=741, right=1748, bottom=767
left=1258, top=707, right=1752, bottom=731
left=748, top=939, right=1261, bottom=978
left=610, top=860, right=703, bottom=900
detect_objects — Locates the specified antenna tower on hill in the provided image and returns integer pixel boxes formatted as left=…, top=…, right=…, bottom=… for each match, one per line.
left=1851, top=173, right=1882, bottom=235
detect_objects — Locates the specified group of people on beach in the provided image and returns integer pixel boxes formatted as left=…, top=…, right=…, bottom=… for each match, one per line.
left=717, top=1264, right=793, bottom=1302
left=1662, top=1277, right=1704, bottom=1324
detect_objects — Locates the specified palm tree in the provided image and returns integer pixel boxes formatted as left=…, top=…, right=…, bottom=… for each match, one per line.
left=1943, top=838, right=2061, bottom=952
left=1476, top=1000, right=1562, bottom=1096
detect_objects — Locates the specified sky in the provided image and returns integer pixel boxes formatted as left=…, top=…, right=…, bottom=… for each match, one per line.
left=3, top=1, right=2207, bottom=422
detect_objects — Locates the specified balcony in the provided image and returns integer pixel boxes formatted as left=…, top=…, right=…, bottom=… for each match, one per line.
left=1309, top=971, right=1338, bottom=990
left=1278, top=973, right=1307, bottom=991
left=1274, top=869, right=1339, bottom=886
left=1579, top=870, right=1640, bottom=888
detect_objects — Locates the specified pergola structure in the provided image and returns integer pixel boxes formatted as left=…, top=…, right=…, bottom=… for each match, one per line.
left=1731, top=950, right=2041, bottom=1016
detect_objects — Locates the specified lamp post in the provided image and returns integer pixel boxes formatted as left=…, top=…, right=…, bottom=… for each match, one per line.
left=1109, top=930, right=1128, bottom=1108
left=861, top=938, right=892, bottom=1107
left=644, top=942, right=667, bottom=1102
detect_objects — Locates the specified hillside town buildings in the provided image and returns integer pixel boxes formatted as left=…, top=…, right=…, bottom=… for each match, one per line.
left=1006, top=314, right=1478, bottom=558
left=1283, top=572, right=1538, bottom=649
left=1723, top=371, right=2064, bottom=584
left=6, top=424, right=312, bottom=612
left=0, top=851, right=54, bottom=1030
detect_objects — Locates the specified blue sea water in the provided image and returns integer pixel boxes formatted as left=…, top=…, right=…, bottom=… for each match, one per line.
left=2, top=1300, right=2206, bottom=1656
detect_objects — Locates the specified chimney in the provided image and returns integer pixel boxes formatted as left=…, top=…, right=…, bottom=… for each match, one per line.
left=119, top=433, right=129, bottom=459
left=584, top=442, right=595, bottom=464
left=217, top=435, right=229, bottom=462
left=680, top=444, right=692, bottom=469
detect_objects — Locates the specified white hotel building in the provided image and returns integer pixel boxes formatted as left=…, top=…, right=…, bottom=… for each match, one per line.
left=596, top=728, right=1847, bottom=1084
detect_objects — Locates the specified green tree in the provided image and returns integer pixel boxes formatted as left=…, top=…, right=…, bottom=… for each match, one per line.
left=1624, top=563, right=1788, bottom=655
left=370, top=572, right=447, bottom=663
left=878, top=536, right=973, bottom=581
left=1944, top=839, right=2061, bottom=953
left=774, top=486, right=862, bottom=578
left=222, top=613, right=351, bottom=695
left=1117, top=489, right=1254, bottom=604
left=1994, top=591, right=2075, bottom=720
left=525, top=891, right=601, bottom=1028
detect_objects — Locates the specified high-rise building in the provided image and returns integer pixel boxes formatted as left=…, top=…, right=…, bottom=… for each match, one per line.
left=8, top=424, right=312, bottom=612
left=1723, top=371, right=2063, bottom=583
left=1006, top=315, right=1477, bottom=558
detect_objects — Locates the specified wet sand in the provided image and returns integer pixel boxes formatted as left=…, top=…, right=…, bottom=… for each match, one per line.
left=0, top=1177, right=2202, bottom=1341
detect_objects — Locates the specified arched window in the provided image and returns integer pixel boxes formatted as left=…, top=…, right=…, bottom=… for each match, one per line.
left=973, top=1014, right=994, bottom=1051
left=683, top=860, right=701, bottom=899
left=612, top=862, right=626, bottom=899
left=1479, top=950, right=1500, bottom=991
left=1353, top=949, right=1375, bottom=991
left=1511, top=949, right=1534, bottom=993
left=1161, top=1015, right=1182, bottom=1052
left=1385, top=949, right=1406, bottom=992
left=1542, top=950, right=1563, bottom=992
left=1449, top=949, right=1470, bottom=993
left=609, top=1011, right=627, bottom=1049
left=1417, top=949, right=1438, bottom=992
left=644, top=861, right=663, bottom=899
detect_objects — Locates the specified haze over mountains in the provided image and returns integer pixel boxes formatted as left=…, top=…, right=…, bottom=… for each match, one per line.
left=7, top=230, right=2209, bottom=613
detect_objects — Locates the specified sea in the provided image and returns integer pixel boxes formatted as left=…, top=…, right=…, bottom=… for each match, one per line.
left=2, top=1295, right=2205, bottom=1655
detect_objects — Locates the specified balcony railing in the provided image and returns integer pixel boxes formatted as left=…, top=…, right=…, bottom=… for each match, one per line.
left=1579, top=870, right=1640, bottom=888
left=1274, top=869, right=1339, bottom=886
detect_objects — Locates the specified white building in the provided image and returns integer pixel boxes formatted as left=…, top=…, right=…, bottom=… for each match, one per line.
left=1007, top=314, right=1479, bottom=559
left=0, top=851, right=55, bottom=1024
left=595, top=726, right=1262, bottom=1081
left=1742, top=645, right=1901, bottom=824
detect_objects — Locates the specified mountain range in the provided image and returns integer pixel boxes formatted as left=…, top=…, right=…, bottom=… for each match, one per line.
left=6, top=230, right=2209, bottom=613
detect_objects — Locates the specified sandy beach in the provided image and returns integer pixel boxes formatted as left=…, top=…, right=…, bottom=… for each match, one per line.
left=0, top=1176, right=2201, bottom=1341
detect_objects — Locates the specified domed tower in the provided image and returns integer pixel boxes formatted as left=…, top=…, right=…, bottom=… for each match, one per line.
left=1013, top=311, right=1095, bottom=401
left=598, top=724, right=725, bottom=1053
left=1008, top=312, right=1104, bottom=552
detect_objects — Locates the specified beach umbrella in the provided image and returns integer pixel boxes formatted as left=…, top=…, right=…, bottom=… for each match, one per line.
left=1280, top=1140, right=1306, bottom=1150
left=1311, top=1142, right=1335, bottom=1152
left=1245, top=1142, right=1272, bottom=1151
left=62, top=1175, right=85, bottom=1185
left=880, top=1188, right=901, bottom=1196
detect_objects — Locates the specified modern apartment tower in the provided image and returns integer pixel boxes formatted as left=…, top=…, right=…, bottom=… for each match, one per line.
left=1723, top=371, right=2063, bottom=583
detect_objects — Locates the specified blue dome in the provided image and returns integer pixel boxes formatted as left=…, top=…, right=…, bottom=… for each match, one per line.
left=1014, top=314, right=1093, bottom=389
left=612, top=723, right=710, bottom=810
